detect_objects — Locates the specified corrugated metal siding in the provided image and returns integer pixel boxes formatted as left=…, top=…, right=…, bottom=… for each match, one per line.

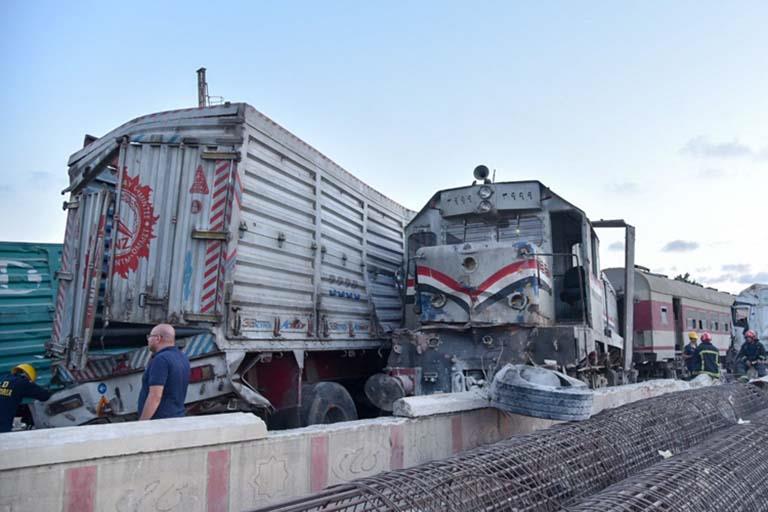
left=0, top=242, right=62, bottom=386
left=230, top=107, right=413, bottom=343
left=234, top=134, right=316, bottom=339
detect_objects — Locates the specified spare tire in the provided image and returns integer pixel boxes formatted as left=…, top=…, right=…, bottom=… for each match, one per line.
left=301, top=382, right=358, bottom=426
left=490, top=364, right=594, bottom=421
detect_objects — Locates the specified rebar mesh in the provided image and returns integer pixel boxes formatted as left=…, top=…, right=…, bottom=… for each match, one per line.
left=253, top=383, right=768, bottom=512
left=561, top=408, right=768, bottom=512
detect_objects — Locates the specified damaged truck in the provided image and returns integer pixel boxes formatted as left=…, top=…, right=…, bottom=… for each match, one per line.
left=34, top=103, right=413, bottom=428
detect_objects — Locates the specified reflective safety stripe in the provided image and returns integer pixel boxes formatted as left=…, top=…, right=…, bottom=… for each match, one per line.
left=698, top=349, right=720, bottom=374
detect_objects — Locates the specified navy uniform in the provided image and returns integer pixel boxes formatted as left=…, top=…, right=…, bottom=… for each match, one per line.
left=693, top=332, right=720, bottom=378
left=736, top=330, right=767, bottom=377
left=0, top=364, right=51, bottom=433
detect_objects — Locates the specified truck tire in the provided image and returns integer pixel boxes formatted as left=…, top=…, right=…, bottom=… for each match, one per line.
left=301, top=382, right=358, bottom=426
left=490, top=364, right=594, bottom=421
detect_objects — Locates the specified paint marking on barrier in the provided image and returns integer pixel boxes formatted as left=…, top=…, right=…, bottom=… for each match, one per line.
left=452, top=415, right=464, bottom=454
left=64, top=465, right=97, bottom=512
left=390, top=424, right=404, bottom=470
left=207, top=449, right=230, bottom=512
left=310, top=435, right=329, bottom=491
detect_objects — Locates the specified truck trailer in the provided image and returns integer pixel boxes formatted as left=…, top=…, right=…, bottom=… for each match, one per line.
left=33, top=103, right=413, bottom=428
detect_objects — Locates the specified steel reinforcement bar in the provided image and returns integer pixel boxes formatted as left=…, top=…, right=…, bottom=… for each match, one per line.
left=561, top=407, right=768, bottom=511
left=252, top=383, right=767, bottom=512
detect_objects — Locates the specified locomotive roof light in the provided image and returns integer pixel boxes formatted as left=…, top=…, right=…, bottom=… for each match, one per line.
left=473, top=164, right=491, bottom=184
left=478, top=185, right=494, bottom=199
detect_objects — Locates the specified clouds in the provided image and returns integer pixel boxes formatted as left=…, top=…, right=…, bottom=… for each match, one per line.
left=722, top=263, right=751, bottom=273
left=703, top=271, right=768, bottom=286
left=608, top=241, right=624, bottom=251
left=681, top=136, right=767, bottom=160
left=661, top=240, right=699, bottom=252
left=701, top=263, right=767, bottom=287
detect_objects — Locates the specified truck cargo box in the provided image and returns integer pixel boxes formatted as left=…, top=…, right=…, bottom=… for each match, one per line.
left=49, top=103, right=413, bottom=369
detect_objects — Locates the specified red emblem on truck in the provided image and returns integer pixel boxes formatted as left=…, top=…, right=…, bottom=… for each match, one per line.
left=114, top=171, right=159, bottom=278
left=189, top=165, right=210, bottom=194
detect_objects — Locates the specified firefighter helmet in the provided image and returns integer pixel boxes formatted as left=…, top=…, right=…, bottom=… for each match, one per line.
left=745, top=329, right=758, bottom=341
left=700, top=332, right=713, bottom=343
left=688, top=331, right=699, bottom=341
left=12, top=363, right=37, bottom=382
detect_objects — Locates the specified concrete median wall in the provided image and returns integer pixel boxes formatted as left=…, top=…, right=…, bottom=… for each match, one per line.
left=0, top=379, right=697, bottom=512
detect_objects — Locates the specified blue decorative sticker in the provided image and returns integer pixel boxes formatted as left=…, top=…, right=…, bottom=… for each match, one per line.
left=97, top=382, right=107, bottom=394
left=183, top=251, right=193, bottom=301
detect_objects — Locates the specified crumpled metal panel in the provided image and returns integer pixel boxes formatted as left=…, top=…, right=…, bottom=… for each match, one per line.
left=48, top=189, right=112, bottom=369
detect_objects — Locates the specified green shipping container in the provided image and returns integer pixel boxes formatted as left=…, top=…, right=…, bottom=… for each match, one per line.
left=0, top=242, right=62, bottom=387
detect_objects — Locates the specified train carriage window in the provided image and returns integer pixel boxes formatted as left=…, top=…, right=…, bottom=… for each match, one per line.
left=660, top=306, right=668, bottom=325
left=698, top=320, right=703, bottom=330
left=715, top=321, right=719, bottom=331
left=690, top=318, right=696, bottom=329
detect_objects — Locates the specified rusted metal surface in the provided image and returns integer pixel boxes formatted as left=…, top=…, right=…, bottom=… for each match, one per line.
left=253, top=383, right=767, bottom=512
left=563, top=407, right=768, bottom=511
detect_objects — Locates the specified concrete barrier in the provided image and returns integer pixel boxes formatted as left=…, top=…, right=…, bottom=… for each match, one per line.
left=0, top=379, right=700, bottom=511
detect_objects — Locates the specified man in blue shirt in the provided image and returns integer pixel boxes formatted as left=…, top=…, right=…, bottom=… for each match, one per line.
left=138, top=324, right=190, bottom=420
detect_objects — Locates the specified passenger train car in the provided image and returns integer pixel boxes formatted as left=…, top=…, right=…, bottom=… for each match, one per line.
left=604, top=267, right=734, bottom=378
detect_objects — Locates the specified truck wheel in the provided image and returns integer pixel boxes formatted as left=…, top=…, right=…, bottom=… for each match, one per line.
left=301, top=382, right=358, bottom=426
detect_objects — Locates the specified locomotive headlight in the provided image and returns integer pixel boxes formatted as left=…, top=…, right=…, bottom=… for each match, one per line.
left=430, top=293, right=447, bottom=308
left=478, top=185, right=493, bottom=199
left=477, top=200, right=492, bottom=213
left=507, top=292, right=528, bottom=310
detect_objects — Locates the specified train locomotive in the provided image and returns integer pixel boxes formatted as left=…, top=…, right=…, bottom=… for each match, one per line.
left=365, top=166, right=636, bottom=411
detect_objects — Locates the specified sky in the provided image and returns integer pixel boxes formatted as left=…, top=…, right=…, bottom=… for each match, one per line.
left=1, top=1, right=766, bottom=294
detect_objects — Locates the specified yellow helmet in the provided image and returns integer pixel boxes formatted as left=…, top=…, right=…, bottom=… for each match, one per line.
left=688, top=331, right=699, bottom=341
left=12, top=363, right=36, bottom=382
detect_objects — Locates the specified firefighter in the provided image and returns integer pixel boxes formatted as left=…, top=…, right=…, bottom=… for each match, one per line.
left=682, top=331, right=699, bottom=377
left=0, top=364, right=52, bottom=433
left=693, top=332, right=721, bottom=379
left=736, top=330, right=766, bottom=378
